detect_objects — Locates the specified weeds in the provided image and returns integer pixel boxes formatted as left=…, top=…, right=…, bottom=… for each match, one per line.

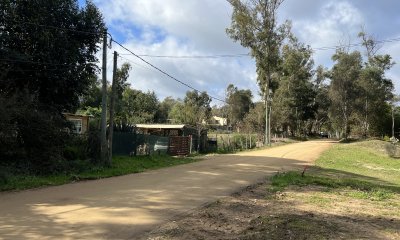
left=1, top=154, right=199, bottom=191
left=269, top=171, right=396, bottom=201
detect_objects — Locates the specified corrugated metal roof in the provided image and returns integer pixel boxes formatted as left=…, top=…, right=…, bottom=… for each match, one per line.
left=136, top=124, right=187, bottom=129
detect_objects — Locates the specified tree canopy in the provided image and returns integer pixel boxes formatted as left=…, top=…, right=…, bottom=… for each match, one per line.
left=0, top=0, right=105, bottom=112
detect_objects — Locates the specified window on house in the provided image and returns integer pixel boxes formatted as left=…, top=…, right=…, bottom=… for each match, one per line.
left=70, top=119, right=82, bottom=134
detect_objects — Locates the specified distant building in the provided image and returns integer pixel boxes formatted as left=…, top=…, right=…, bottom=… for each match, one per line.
left=211, top=116, right=227, bottom=126
left=63, top=113, right=90, bottom=134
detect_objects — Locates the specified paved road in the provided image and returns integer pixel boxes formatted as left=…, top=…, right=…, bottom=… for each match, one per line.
left=0, top=140, right=334, bottom=239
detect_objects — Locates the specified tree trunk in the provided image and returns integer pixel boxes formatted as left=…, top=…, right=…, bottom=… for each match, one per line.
left=250, top=134, right=252, bottom=148
left=365, top=98, right=368, bottom=137
left=392, top=106, right=395, bottom=138
left=264, top=91, right=269, bottom=145
left=268, top=104, right=272, bottom=144
left=343, top=102, right=348, bottom=140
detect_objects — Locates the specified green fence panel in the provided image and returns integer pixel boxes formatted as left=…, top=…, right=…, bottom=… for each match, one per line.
left=112, top=132, right=143, bottom=155
left=146, top=135, right=169, bottom=155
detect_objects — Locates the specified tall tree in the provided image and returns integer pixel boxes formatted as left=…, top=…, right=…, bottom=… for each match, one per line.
left=356, top=31, right=394, bottom=137
left=243, top=102, right=266, bottom=137
left=272, top=38, right=315, bottom=136
left=329, top=50, right=363, bottom=139
left=0, top=0, right=105, bottom=112
left=313, top=65, right=330, bottom=134
left=226, top=84, right=253, bottom=131
left=116, top=89, right=159, bottom=126
left=226, top=0, right=290, bottom=144
left=0, top=0, right=105, bottom=172
left=155, top=96, right=179, bottom=123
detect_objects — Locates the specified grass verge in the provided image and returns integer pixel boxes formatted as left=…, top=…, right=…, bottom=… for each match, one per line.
left=269, top=140, right=400, bottom=200
left=0, top=154, right=199, bottom=192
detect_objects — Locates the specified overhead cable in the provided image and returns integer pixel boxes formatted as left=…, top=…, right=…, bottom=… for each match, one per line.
left=111, top=39, right=227, bottom=103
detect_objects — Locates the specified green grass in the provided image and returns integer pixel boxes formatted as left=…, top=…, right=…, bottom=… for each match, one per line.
left=0, top=155, right=199, bottom=192
left=315, top=140, right=400, bottom=186
left=269, top=140, right=400, bottom=201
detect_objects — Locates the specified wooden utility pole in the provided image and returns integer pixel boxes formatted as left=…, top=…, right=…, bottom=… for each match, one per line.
left=108, top=51, right=118, bottom=166
left=100, top=30, right=108, bottom=164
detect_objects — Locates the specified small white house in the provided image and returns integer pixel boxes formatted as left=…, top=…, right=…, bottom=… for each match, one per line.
left=212, top=116, right=227, bottom=126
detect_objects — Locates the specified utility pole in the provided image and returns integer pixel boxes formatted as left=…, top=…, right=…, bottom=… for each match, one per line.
left=100, top=30, right=108, bottom=165
left=108, top=51, right=118, bottom=166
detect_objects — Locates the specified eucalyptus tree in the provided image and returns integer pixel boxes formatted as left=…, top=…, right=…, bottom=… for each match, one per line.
left=357, top=31, right=394, bottom=136
left=226, top=0, right=290, bottom=144
left=226, top=84, right=253, bottom=131
left=272, top=38, right=315, bottom=136
left=329, top=50, right=363, bottom=139
left=313, top=65, right=330, bottom=134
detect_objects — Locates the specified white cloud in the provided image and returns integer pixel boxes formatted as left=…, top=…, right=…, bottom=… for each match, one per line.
left=293, top=1, right=365, bottom=68
left=385, top=40, right=400, bottom=94
left=94, top=0, right=400, bottom=104
left=94, top=0, right=257, bottom=105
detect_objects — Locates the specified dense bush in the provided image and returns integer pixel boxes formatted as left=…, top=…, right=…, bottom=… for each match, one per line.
left=0, top=94, right=68, bottom=174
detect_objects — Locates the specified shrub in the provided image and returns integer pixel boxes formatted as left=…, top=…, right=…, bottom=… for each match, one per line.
left=0, top=93, right=69, bottom=175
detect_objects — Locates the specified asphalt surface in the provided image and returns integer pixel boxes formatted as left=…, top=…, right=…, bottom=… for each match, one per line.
left=0, top=140, right=334, bottom=239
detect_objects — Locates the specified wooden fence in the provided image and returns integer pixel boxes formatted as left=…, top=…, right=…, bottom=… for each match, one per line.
left=168, top=136, right=191, bottom=156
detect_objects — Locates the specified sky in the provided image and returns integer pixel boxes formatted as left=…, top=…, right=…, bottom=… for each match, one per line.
left=84, top=0, right=400, bottom=105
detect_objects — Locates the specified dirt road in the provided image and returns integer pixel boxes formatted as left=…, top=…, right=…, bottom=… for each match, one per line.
left=0, top=140, right=334, bottom=239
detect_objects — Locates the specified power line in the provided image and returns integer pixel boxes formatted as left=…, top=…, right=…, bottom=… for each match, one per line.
left=111, top=39, right=227, bottom=103
left=118, top=55, right=154, bottom=71
left=119, top=53, right=250, bottom=58
left=117, top=36, right=400, bottom=59
left=309, top=37, right=400, bottom=51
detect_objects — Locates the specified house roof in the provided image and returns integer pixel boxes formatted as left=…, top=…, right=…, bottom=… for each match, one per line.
left=135, top=124, right=188, bottom=129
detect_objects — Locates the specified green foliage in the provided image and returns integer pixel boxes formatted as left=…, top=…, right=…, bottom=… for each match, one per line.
left=383, top=135, right=391, bottom=141
left=0, top=0, right=105, bottom=175
left=0, top=93, right=69, bottom=174
left=116, top=88, right=159, bottom=125
left=226, top=0, right=290, bottom=94
left=80, top=77, right=102, bottom=109
left=329, top=50, right=363, bottom=139
left=1, top=0, right=105, bottom=112
left=155, top=96, right=179, bottom=123
left=1, top=155, right=199, bottom=191
left=326, top=31, right=395, bottom=139
left=226, top=84, right=253, bottom=129
left=63, top=135, right=88, bottom=161
left=272, top=38, right=316, bottom=136
left=313, top=65, right=330, bottom=133
left=243, top=102, right=265, bottom=135
left=169, top=91, right=211, bottom=126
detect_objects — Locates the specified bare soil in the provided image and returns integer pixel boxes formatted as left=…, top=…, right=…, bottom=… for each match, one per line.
left=142, top=180, right=400, bottom=240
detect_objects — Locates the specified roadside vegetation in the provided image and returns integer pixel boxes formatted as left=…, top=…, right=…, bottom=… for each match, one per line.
left=0, top=155, right=199, bottom=192
left=208, top=132, right=299, bottom=154
left=142, top=140, right=400, bottom=239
